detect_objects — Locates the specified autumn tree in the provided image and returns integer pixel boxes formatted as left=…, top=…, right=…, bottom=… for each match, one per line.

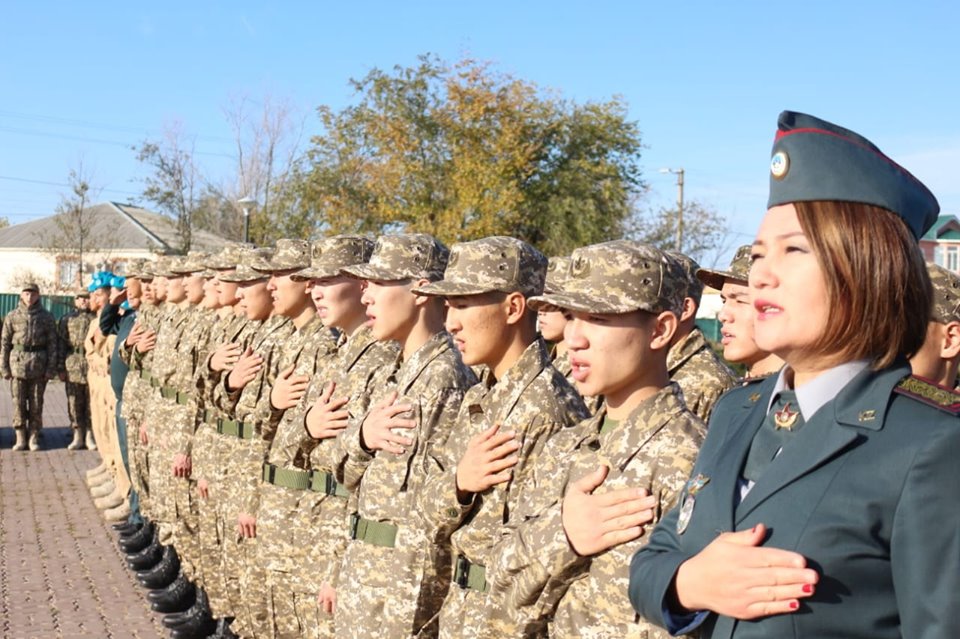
left=628, top=199, right=732, bottom=266
left=135, top=124, right=203, bottom=252
left=286, top=54, right=644, bottom=253
left=44, top=161, right=103, bottom=287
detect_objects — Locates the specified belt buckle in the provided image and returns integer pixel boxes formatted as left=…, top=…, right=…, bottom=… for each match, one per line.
left=324, top=473, right=335, bottom=495
left=455, top=555, right=469, bottom=589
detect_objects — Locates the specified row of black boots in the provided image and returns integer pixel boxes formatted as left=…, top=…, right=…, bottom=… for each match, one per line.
left=114, top=520, right=237, bottom=639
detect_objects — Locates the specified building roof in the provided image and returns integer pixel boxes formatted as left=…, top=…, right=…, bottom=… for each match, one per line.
left=0, top=202, right=229, bottom=252
left=921, top=214, right=960, bottom=242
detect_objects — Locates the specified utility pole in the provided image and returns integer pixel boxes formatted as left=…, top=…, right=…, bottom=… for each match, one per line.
left=659, top=168, right=685, bottom=252
left=238, top=196, right=257, bottom=244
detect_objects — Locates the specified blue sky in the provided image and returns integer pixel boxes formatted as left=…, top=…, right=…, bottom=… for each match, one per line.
left=2, top=0, right=958, bottom=261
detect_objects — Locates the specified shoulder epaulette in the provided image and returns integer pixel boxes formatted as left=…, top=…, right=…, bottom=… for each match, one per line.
left=893, top=375, right=960, bottom=415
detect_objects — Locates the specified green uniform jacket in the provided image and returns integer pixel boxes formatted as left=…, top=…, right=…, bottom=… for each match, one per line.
left=629, top=362, right=960, bottom=639
left=1, top=302, right=58, bottom=379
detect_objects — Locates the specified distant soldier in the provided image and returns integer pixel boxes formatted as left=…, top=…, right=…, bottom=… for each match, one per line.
left=1, top=282, right=59, bottom=451
left=58, top=289, right=96, bottom=449
left=665, top=252, right=737, bottom=421
left=911, top=263, right=960, bottom=387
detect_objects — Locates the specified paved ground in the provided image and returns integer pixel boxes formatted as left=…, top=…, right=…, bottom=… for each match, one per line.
left=0, top=381, right=167, bottom=639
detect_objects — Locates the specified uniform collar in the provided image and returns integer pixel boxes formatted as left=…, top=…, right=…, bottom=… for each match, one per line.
left=767, top=359, right=871, bottom=421
left=666, top=327, right=707, bottom=373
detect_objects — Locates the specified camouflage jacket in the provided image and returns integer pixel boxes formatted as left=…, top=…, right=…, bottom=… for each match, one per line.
left=215, top=314, right=294, bottom=517
left=57, top=309, right=94, bottom=382
left=119, top=302, right=166, bottom=426
left=339, top=331, right=477, bottom=526
left=667, top=327, right=738, bottom=423
left=1, top=301, right=58, bottom=379
left=491, top=383, right=705, bottom=638
left=419, top=338, right=589, bottom=566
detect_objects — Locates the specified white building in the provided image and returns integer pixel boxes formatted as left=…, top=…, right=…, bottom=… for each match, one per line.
left=0, top=202, right=229, bottom=293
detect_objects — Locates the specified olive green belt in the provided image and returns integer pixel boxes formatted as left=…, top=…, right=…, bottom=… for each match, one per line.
left=454, top=554, right=488, bottom=593
left=12, top=344, right=47, bottom=353
left=261, top=462, right=312, bottom=490
left=71, top=346, right=85, bottom=354
left=160, top=385, right=191, bottom=406
left=309, top=470, right=349, bottom=498
left=217, top=418, right=254, bottom=440
left=139, top=369, right=153, bottom=384
left=350, top=513, right=397, bottom=548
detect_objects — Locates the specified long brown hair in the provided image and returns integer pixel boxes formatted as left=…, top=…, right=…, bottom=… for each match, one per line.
left=794, top=200, right=931, bottom=369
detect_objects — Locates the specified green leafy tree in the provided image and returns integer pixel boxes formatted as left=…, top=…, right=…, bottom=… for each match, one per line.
left=286, top=54, right=644, bottom=252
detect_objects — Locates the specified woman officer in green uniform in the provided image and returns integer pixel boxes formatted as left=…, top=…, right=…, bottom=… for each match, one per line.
left=629, top=111, right=960, bottom=638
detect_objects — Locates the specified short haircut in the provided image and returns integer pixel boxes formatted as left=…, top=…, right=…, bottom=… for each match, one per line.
left=795, top=200, right=931, bottom=369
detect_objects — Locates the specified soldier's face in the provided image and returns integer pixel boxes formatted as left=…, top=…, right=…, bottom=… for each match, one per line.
left=184, top=274, right=205, bottom=305
left=89, top=289, right=106, bottom=311
left=201, top=276, right=220, bottom=309
left=718, top=281, right=766, bottom=365
left=216, top=273, right=240, bottom=307
left=20, top=290, right=39, bottom=306
left=310, top=275, right=365, bottom=331
left=361, top=279, right=418, bottom=342
left=153, top=277, right=168, bottom=302
left=267, top=271, right=311, bottom=318
left=74, top=296, right=89, bottom=311
left=564, top=309, right=665, bottom=410
left=141, top=281, right=157, bottom=304
left=537, top=309, right=567, bottom=343
left=749, top=204, right=829, bottom=368
left=237, top=280, right=273, bottom=321
left=166, top=276, right=186, bottom=303
left=445, top=292, right=510, bottom=368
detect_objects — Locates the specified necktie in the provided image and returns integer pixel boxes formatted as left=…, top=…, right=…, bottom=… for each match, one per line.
left=742, top=389, right=805, bottom=483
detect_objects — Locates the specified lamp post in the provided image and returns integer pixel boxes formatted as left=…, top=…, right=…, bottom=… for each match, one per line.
left=659, top=168, right=685, bottom=252
left=238, top=196, right=257, bottom=244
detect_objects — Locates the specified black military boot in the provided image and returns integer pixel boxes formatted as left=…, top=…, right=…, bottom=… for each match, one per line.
left=126, top=540, right=164, bottom=571
left=113, top=521, right=141, bottom=535
left=209, top=617, right=238, bottom=639
left=164, top=588, right=215, bottom=636
left=120, top=521, right=155, bottom=553
left=137, top=545, right=179, bottom=589
left=148, top=573, right=195, bottom=613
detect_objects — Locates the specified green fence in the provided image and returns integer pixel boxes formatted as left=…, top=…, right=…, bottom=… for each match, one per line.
left=696, top=318, right=721, bottom=343
left=0, top=294, right=75, bottom=322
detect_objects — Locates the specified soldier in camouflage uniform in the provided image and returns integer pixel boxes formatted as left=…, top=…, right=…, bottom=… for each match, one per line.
left=665, top=252, right=737, bottom=421
left=208, top=246, right=294, bottom=639
left=413, top=237, right=589, bottom=639
left=538, top=256, right=602, bottom=415
left=330, top=233, right=477, bottom=639
left=255, top=235, right=385, bottom=639
left=911, top=263, right=960, bottom=388
left=482, top=241, right=706, bottom=638
left=58, top=289, right=95, bottom=450
left=697, top=245, right=783, bottom=383
left=1, top=282, right=58, bottom=451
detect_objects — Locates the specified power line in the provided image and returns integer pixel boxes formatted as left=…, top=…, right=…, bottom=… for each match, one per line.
left=0, top=174, right=140, bottom=197
left=0, top=125, right=235, bottom=159
left=0, top=109, right=235, bottom=144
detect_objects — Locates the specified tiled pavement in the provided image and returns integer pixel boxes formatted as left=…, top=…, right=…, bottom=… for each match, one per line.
left=0, top=381, right=167, bottom=639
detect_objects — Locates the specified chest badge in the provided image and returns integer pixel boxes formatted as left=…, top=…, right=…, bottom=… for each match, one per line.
left=774, top=402, right=800, bottom=430
left=677, top=474, right=710, bottom=535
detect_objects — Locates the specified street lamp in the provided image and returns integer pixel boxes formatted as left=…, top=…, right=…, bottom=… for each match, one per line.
left=237, top=196, right=257, bottom=244
left=659, top=168, right=685, bottom=252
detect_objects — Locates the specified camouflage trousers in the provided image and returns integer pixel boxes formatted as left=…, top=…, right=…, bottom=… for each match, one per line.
left=223, top=535, right=270, bottom=639
left=265, top=569, right=333, bottom=639
left=9, top=377, right=46, bottom=430
left=192, top=424, right=230, bottom=617
left=143, top=394, right=188, bottom=546
left=334, top=530, right=450, bottom=639
left=64, top=381, right=90, bottom=430
left=121, top=376, right=151, bottom=516
left=172, top=475, right=201, bottom=581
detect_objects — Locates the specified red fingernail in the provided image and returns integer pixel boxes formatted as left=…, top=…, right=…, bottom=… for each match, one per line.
left=802, top=584, right=813, bottom=594
left=789, top=601, right=799, bottom=610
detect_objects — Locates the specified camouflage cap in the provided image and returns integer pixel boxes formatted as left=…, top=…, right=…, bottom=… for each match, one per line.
left=170, top=251, right=211, bottom=275
left=294, top=235, right=375, bottom=280
left=529, top=240, right=683, bottom=315
left=123, top=258, right=148, bottom=279
left=74, top=287, right=90, bottom=298
left=697, top=245, right=752, bottom=290
left=146, top=256, right=177, bottom=278
left=251, top=239, right=311, bottom=273
left=928, top=263, right=960, bottom=324
left=342, top=234, right=449, bottom=282
left=413, top=236, right=547, bottom=298
left=218, top=248, right=274, bottom=283
left=544, top=256, right=572, bottom=294
left=665, top=250, right=704, bottom=303
left=205, top=242, right=252, bottom=270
